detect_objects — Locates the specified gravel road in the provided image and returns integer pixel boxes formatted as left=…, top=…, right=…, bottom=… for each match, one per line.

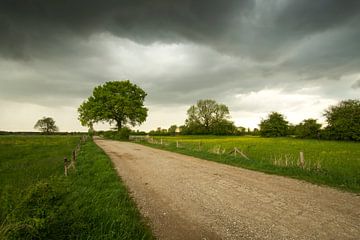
left=94, top=138, right=360, bottom=240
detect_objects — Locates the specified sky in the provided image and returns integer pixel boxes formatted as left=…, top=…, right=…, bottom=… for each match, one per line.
left=0, top=0, right=359, bottom=132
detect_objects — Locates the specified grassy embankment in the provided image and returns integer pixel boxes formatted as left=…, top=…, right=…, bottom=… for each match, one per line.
left=0, top=135, right=153, bottom=239
left=142, top=136, right=360, bottom=193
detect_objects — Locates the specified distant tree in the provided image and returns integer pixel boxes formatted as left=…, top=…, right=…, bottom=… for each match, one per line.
left=212, top=120, right=238, bottom=135
left=131, top=130, right=147, bottom=136
left=259, top=112, right=289, bottom=137
left=295, top=119, right=322, bottom=139
left=168, top=125, right=177, bottom=135
left=287, top=124, right=296, bottom=136
left=149, top=127, right=170, bottom=136
left=324, top=99, right=360, bottom=141
left=78, top=80, right=148, bottom=131
left=237, top=126, right=246, bottom=135
left=178, top=125, right=186, bottom=135
left=34, top=117, right=59, bottom=134
left=185, top=99, right=236, bottom=135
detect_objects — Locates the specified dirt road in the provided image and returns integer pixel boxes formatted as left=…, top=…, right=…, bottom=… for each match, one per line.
left=94, top=139, right=360, bottom=240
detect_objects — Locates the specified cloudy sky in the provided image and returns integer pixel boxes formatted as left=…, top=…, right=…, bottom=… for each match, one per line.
left=1, top=0, right=359, bottom=132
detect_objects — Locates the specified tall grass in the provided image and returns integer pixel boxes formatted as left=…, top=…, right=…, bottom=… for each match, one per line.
left=144, top=136, right=360, bottom=192
left=0, top=136, right=153, bottom=239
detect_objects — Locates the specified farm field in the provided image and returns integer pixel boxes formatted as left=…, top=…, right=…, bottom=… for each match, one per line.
left=0, top=135, right=153, bottom=239
left=143, top=136, right=360, bottom=192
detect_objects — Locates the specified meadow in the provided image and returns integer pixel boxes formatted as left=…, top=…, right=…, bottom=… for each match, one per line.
left=0, top=135, right=80, bottom=220
left=144, top=136, right=360, bottom=192
left=0, top=135, right=153, bottom=239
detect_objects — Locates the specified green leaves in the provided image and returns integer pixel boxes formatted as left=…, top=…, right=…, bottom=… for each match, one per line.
left=295, top=119, right=321, bottom=139
left=78, top=80, right=148, bottom=131
left=185, top=99, right=236, bottom=135
left=34, top=117, right=59, bottom=133
left=324, top=99, right=360, bottom=141
left=259, top=112, right=289, bottom=137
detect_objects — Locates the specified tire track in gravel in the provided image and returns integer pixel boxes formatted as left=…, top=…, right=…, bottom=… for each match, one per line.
left=94, top=138, right=360, bottom=240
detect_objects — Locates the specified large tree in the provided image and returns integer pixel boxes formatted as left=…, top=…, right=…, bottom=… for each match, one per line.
left=324, top=99, right=360, bottom=141
left=185, top=99, right=236, bottom=134
left=259, top=112, right=289, bottom=137
left=34, top=117, right=59, bottom=134
left=78, top=80, right=148, bottom=131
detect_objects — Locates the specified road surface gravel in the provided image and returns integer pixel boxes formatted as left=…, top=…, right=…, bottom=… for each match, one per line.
left=94, top=138, right=360, bottom=240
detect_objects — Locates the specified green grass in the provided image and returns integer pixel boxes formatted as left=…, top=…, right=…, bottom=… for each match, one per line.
left=0, top=136, right=153, bottom=239
left=142, top=136, right=360, bottom=193
left=0, top=135, right=80, bottom=221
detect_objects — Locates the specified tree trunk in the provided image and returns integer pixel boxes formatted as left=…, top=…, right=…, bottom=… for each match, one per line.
left=116, top=120, right=122, bottom=131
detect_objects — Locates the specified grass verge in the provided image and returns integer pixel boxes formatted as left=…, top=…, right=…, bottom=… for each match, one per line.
left=0, top=135, right=80, bottom=221
left=139, top=136, right=360, bottom=193
left=0, top=136, right=153, bottom=239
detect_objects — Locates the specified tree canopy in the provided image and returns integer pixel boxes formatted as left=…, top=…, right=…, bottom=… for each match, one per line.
left=78, top=80, right=148, bottom=131
left=168, top=125, right=178, bottom=135
left=295, top=118, right=321, bottom=139
left=259, top=112, right=288, bottom=137
left=324, top=99, right=360, bottom=141
left=184, top=99, right=236, bottom=135
left=34, top=117, right=59, bottom=133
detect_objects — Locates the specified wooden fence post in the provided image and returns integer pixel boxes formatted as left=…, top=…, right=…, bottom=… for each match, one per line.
left=72, top=150, right=76, bottom=169
left=299, top=151, right=305, bottom=169
left=176, top=140, right=179, bottom=148
left=64, top=157, right=68, bottom=176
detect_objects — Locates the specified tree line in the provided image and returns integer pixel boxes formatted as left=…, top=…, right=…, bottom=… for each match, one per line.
left=147, top=98, right=360, bottom=141
left=257, top=99, right=360, bottom=141
left=70, top=80, right=359, bottom=141
left=146, top=101, right=359, bottom=143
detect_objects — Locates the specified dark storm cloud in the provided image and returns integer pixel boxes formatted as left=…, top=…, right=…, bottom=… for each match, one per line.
left=0, top=0, right=253, bottom=58
left=1, top=0, right=359, bottom=107
left=2, top=0, right=358, bottom=59
left=231, top=0, right=360, bottom=61
left=275, top=0, right=360, bottom=34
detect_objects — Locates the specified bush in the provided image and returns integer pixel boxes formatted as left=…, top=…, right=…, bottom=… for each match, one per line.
left=102, top=128, right=131, bottom=140
left=294, top=119, right=321, bottom=139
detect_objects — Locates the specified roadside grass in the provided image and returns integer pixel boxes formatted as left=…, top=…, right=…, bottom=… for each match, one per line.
left=0, top=136, right=153, bottom=239
left=142, top=136, right=360, bottom=193
left=0, top=135, right=80, bottom=221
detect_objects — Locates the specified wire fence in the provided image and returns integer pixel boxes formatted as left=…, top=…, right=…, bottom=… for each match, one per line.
left=64, top=135, right=88, bottom=176
left=131, top=136, right=323, bottom=172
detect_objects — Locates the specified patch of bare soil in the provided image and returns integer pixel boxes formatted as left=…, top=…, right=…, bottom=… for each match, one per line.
left=94, top=139, right=360, bottom=240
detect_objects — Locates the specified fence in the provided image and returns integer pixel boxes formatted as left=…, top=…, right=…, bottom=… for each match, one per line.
left=133, top=137, right=320, bottom=171
left=64, top=135, right=88, bottom=176
left=129, top=135, right=152, bottom=142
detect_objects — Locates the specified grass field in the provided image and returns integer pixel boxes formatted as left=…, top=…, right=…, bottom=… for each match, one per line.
left=0, top=135, right=153, bottom=239
left=0, top=135, right=80, bottom=221
left=144, top=136, right=360, bottom=192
